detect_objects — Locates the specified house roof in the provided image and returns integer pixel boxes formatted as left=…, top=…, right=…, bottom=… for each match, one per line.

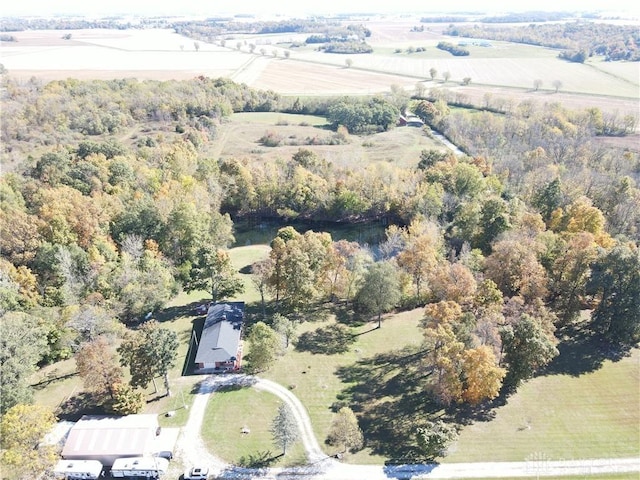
left=61, top=415, right=158, bottom=460
left=195, top=302, right=244, bottom=365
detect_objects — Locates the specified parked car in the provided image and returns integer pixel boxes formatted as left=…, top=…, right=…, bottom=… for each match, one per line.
left=184, top=467, right=209, bottom=480
left=194, top=303, right=209, bottom=315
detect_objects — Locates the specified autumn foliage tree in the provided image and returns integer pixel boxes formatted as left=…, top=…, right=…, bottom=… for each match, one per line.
left=461, top=346, right=506, bottom=404
left=0, top=404, right=59, bottom=480
left=422, top=301, right=506, bottom=405
left=327, top=406, right=364, bottom=453
left=108, top=382, right=145, bottom=415
left=75, top=336, right=123, bottom=401
left=396, top=220, right=443, bottom=301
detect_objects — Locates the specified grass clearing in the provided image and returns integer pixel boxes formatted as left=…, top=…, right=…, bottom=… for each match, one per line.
left=210, top=112, right=445, bottom=169
left=262, top=308, right=425, bottom=464
left=32, top=358, right=83, bottom=413
left=202, top=385, right=306, bottom=467
left=445, top=349, right=640, bottom=463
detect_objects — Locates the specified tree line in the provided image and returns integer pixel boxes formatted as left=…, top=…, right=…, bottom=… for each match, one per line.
left=444, top=21, right=640, bottom=62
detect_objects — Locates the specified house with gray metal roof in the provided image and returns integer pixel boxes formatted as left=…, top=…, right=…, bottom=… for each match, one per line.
left=194, top=302, right=244, bottom=372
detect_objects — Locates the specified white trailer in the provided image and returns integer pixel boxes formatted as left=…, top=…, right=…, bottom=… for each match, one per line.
left=53, top=460, right=104, bottom=480
left=110, top=457, right=169, bottom=478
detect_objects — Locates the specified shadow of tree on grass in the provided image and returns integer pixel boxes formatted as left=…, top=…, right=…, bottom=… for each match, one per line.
left=237, top=450, right=280, bottom=468
left=295, top=324, right=356, bottom=354
left=57, top=392, right=107, bottom=421
left=335, top=344, right=502, bottom=461
left=543, top=319, right=635, bottom=377
left=334, top=345, right=441, bottom=460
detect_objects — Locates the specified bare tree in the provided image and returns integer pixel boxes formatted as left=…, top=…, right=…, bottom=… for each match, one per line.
left=443, top=71, right=451, bottom=83
left=552, top=80, right=563, bottom=93
left=533, top=79, right=543, bottom=91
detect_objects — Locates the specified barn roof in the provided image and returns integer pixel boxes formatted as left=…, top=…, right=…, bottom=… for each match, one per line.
left=61, top=415, right=158, bottom=461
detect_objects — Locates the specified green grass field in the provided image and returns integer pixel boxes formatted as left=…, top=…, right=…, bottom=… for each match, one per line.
left=202, top=385, right=307, bottom=467
left=445, top=348, right=640, bottom=463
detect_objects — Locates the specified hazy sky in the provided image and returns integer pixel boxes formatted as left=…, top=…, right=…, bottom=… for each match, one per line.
left=1, top=0, right=638, bottom=17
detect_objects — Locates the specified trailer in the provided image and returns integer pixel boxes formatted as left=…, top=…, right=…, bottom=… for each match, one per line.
left=53, top=460, right=104, bottom=480
left=110, top=457, right=169, bottom=478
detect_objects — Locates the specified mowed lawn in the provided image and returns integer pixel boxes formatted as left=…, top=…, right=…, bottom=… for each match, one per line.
left=445, top=348, right=640, bottom=462
left=202, top=385, right=307, bottom=467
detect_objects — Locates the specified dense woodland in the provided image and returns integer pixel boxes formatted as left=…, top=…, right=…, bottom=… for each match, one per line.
left=1, top=71, right=640, bottom=474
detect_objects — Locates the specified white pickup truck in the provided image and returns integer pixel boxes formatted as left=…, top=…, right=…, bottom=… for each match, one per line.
left=184, top=467, right=209, bottom=480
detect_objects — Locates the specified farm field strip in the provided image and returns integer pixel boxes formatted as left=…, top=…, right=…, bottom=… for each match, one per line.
left=3, top=27, right=638, bottom=100
left=287, top=50, right=639, bottom=97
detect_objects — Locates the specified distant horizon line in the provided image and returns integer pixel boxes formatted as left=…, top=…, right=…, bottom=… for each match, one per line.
left=1, top=6, right=637, bottom=19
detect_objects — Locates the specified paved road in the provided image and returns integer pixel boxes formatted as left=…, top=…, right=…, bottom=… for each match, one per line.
left=174, top=374, right=640, bottom=479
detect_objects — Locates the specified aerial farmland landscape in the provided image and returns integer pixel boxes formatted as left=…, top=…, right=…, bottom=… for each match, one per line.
left=0, top=1, right=638, bottom=479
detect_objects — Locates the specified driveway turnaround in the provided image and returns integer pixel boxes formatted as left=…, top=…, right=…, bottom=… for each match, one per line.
left=175, top=374, right=640, bottom=479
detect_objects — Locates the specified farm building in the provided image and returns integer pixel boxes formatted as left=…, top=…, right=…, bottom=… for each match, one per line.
left=194, top=301, right=245, bottom=373
left=60, top=414, right=178, bottom=467
left=398, top=115, right=424, bottom=127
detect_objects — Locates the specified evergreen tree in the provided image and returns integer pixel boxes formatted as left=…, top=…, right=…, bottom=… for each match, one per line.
left=270, top=403, right=299, bottom=455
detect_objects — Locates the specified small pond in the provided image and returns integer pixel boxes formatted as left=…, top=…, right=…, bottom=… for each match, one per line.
left=232, top=218, right=389, bottom=249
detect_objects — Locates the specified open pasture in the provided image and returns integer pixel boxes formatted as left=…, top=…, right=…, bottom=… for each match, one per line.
left=206, top=112, right=445, bottom=168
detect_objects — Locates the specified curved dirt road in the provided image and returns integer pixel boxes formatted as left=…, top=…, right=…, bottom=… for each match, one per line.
left=175, top=374, right=640, bottom=479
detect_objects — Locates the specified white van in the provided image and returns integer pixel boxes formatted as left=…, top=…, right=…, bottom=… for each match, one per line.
left=110, top=457, right=169, bottom=478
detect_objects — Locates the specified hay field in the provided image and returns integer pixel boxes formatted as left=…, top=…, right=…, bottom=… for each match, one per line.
left=0, top=28, right=249, bottom=81
left=1, top=19, right=638, bottom=115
